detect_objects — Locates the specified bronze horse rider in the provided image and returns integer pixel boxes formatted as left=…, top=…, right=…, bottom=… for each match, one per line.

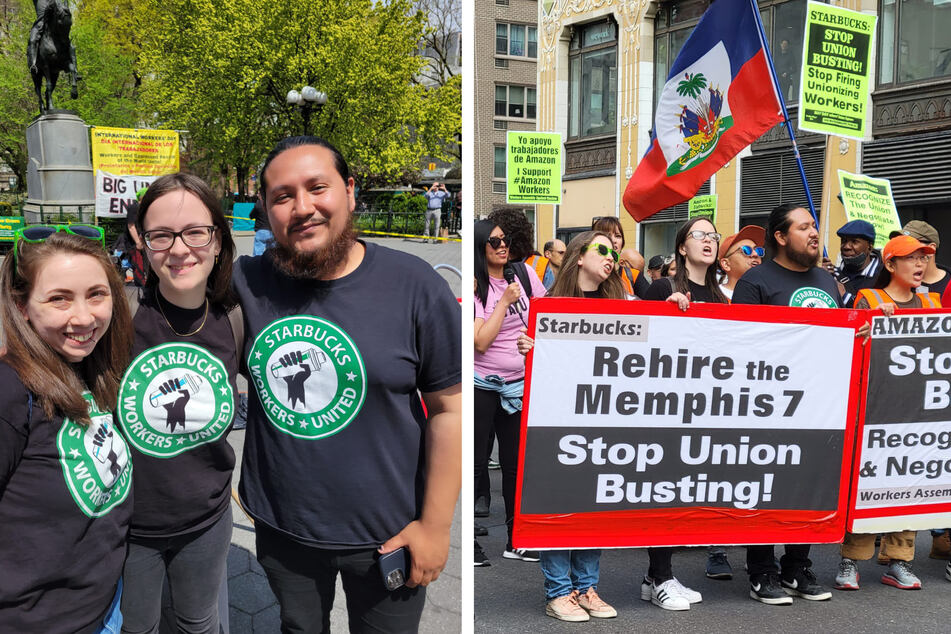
left=27, top=0, right=80, bottom=114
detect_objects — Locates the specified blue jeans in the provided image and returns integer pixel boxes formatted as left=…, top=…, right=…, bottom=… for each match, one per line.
left=540, top=550, right=601, bottom=600
left=96, top=577, right=123, bottom=634
left=253, top=229, right=273, bottom=256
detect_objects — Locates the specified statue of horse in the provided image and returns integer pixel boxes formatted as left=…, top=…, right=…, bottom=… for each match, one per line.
left=27, top=0, right=80, bottom=115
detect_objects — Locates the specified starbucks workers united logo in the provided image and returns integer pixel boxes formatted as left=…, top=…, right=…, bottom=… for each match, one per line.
left=789, top=287, right=838, bottom=308
left=57, top=393, right=132, bottom=517
left=118, top=342, right=234, bottom=458
left=248, top=315, right=366, bottom=439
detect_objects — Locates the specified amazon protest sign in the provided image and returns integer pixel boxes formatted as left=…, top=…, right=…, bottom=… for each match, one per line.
left=798, top=2, right=876, bottom=139
left=91, top=127, right=179, bottom=218
left=506, top=132, right=562, bottom=204
left=849, top=311, right=951, bottom=533
left=688, top=194, right=717, bottom=221
left=514, top=299, right=864, bottom=549
left=838, top=171, right=901, bottom=249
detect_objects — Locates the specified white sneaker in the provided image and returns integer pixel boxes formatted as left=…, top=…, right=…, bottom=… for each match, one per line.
left=640, top=575, right=701, bottom=603
left=649, top=579, right=691, bottom=611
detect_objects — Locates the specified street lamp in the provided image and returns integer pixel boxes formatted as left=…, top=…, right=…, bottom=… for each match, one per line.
left=286, top=86, right=328, bottom=136
left=7, top=176, right=16, bottom=208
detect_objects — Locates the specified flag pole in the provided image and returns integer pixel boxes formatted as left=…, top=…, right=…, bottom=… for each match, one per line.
left=748, top=0, right=824, bottom=246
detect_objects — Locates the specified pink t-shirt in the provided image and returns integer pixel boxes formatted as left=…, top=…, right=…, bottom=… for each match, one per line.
left=474, top=264, right=547, bottom=382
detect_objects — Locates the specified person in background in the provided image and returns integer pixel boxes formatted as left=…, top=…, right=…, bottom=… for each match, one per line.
left=489, top=208, right=547, bottom=285
left=647, top=255, right=666, bottom=281
left=423, top=182, right=450, bottom=244
left=619, top=247, right=650, bottom=298
left=890, top=220, right=949, bottom=297
left=718, top=225, right=765, bottom=301
left=249, top=198, right=272, bottom=256
left=821, top=219, right=881, bottom=307
left=542, top=239, right=567, bottom=290
left=661, top=255, right=677, bottom=279
left=835, top=234, right=940, bottom=592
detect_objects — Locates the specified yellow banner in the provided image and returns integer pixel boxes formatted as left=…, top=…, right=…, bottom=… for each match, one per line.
left=90, top=127, right=180, bottom=176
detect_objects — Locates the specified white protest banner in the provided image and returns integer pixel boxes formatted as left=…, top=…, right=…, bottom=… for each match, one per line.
left=95, top=172, right=158, bottom=218
left=850, top=311, right=951, bottom=533
left=514, top=298, right=864, bottom=549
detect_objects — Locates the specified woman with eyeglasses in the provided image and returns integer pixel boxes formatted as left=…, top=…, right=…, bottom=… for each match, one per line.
left=0, top=227, right=134, bottom=632
left=474, top=219, right=547, bottom=567
left=117, top=173, right=240, bottom=634
left=517, top=231, right=622, bottom=621
left=833, top=235, right=942, bottom=593
left=639, top=216, right=727, bottom=610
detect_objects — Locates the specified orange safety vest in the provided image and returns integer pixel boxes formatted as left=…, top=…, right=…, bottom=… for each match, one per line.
left=525, top=254, right=550, bottom=282
left=857, top=288, right=942, bottom=309
left=620, top=266, right=639, bottom=296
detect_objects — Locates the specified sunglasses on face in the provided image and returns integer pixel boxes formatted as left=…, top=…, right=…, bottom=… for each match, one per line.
left=486, top=235, right=509, bottom=249
left=584, top=242, right=619, bottom=263
left=728, top=245, right=765, bottom=258
left=14, top=224, right=105, bottom=269
left=687, top=230, right=722, bottom=242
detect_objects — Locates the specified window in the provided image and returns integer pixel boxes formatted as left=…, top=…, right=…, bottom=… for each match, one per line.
left=878, top=0, right=951, bottom=86
left=495, top=85, right=537, bottom=119
left=496, top=23, right=539, bottom=58
left=654, top=0, right=808, bottom=109
left=494, top=146, right=506, bottom=178
left=568, top=19, right=618, bottom=139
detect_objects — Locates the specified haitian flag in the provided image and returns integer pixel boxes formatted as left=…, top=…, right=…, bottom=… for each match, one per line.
left=623, top=0, right=783, bottom=221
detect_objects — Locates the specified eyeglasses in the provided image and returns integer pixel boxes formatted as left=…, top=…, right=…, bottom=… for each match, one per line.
left=486, top=235, right=509, bottom=249
left=584, top=243, right=619, bottom=263
left=687, top=230, right=722, bottom=242
left=727, top=245, right=765, bottom=258
left=14, top=224, right=105, bottom=268
left=893, top=254, right=932, bottom=264
left=142, top=226, right=216, bottom=251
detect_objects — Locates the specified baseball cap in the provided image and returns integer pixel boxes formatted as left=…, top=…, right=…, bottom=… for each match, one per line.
left=836, top=219, right=875, bottom=244
left=889, top=220, right=939, bottom=247
left=718, top=225, right=766, bottom=260
left=648, top=255, right=666, bottom=270
left=882, top=235, right=935, bottom=262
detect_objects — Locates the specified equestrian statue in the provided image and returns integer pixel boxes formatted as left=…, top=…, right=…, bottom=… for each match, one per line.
left=27, top=0, right=80, bottom=115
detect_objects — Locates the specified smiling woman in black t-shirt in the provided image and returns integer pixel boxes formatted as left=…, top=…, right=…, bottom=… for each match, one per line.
left=0, top=231, right=134, bottom=633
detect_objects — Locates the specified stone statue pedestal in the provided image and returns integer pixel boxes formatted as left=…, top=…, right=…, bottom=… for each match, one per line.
left=24, top=111, right=94, bottom=224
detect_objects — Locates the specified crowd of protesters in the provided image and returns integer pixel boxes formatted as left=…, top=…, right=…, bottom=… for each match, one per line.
left=473, top=204, right=950, bottom=621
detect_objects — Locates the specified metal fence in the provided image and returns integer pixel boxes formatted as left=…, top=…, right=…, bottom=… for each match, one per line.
left=354, top=205, right=461, bottom=237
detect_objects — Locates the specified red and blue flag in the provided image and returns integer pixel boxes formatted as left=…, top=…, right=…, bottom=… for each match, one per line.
left=623, top=0, right=783, bottom=221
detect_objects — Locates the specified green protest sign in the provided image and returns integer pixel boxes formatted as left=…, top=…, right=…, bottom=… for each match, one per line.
left=507, top=131, right=562, bottom=204
left=837, top=170, right=900, bottom=250
left=798, top=2, right=876, bottom=140
left=688, top=194, right=717, bottom=221
left=0, top=216, right=23, bottom=242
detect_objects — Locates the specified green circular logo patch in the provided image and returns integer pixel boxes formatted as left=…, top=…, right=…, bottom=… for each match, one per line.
left=247, top=316, right=366, bottom=439
left=57, top=393, right=132, bottom=518
left=789, top=286, right=838, bottom=308
left=118, top=342, right=233, bottom=458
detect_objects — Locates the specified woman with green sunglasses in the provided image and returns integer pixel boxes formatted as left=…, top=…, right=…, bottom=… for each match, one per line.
left=0, top=230, right=134, bottom=632
left=116, top=172, right=240, bottom=634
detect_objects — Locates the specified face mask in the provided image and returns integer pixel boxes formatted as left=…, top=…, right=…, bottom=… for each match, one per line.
left=840, top=251, right=867, bottom=272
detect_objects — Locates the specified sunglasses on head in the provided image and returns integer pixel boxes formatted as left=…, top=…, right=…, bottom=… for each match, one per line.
left=14, top=224, right=105, bottom=269
left=487, top=235, right=509, bottom=249
left=584, top=242, right=619, bottom=263
left=728, top=245, right=765, bottom=258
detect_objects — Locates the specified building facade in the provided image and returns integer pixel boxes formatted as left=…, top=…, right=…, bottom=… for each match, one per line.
left=533, top=0, right=951, bottom=267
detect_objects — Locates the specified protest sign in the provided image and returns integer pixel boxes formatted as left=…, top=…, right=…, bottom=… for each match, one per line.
left=95, top=171, right=158, bottom=219
left=849, top=311, right=951, bottom=533
left=798, top=2, right=876, bottom=140
left=513, top=299, right=864, bottom=549
left=837, top=171, right=901, bottom=249
left=688, top=194, right=717, bottom=221
left=506, top=131, right=562, bottom=204
left=0, top=216, right=23, bottom=242
left=90, top=127, right=179, bottom=176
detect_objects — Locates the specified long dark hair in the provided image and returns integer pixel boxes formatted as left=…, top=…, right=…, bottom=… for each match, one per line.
left=474, top=219, right=496, bottom=308
left=136, top=172, right=237, bottom=310
left=548, top=231, right=625, bottom=299
left=0, top=233, right=133, bottom=422
left=488, top=208, right=534, bottom=262
left=672, top=217, right=727, bottom=304
left=765, top=203, right=804, bottom=259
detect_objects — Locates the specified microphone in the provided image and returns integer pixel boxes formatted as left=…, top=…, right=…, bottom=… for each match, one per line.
left=503, top=264, right=516, bottom=285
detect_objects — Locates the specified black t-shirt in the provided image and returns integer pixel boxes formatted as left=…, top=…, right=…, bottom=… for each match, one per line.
left=0, top=362, right=132, bottom=634
left=631, top=270, right=652, bottom=298
left=919, top=265, right=951, bottom=298
left=732, top=259, right=842, bottom=307
left=642, top=276, right=722, bottom=303
left=116, top=290, right=237, bottom=537
left=232, top=241, right=461, bottom=548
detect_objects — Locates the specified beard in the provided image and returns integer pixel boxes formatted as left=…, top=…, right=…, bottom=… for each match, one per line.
left=787, top=242, right=819, bottom=269
left=268, top=219, right=358, bottom=280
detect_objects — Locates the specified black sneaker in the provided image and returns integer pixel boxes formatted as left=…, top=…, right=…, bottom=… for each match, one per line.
left=503, top=544, right=540, bottom=562
left=474, top=541, right=490, bottom=567
left=706, top=551, right=733, bottom=580
left=781, top=568, right=832, bottom=601
left=750, top=573, right=793, bottom=605
left=475, top=522, right=488, bottom=537
left=474, top=496, right=490, bottom=518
